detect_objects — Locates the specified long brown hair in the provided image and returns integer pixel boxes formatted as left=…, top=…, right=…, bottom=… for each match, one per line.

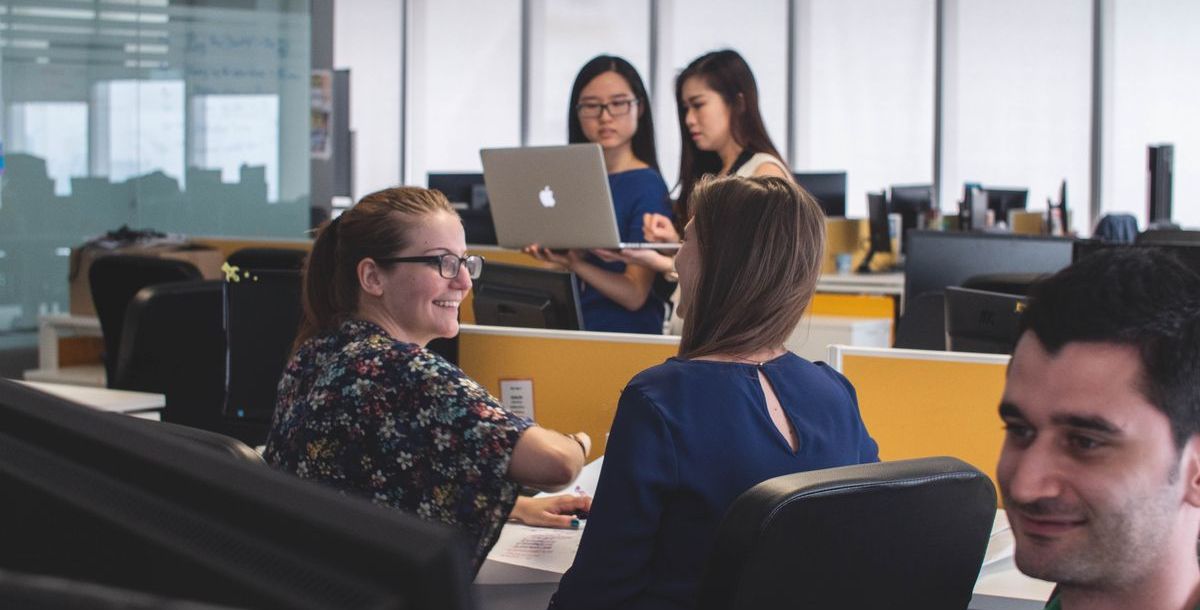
left=678, top=176, right=825, bottom=359
left=294, top=187, right=455, bottom=351
left=674, top=49, right=785, bottom=227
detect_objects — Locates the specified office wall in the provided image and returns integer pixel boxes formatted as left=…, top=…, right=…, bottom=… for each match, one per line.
left=333, top=0, right=403, bottom=196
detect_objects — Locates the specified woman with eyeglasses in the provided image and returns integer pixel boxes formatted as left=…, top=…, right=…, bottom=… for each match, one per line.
left=524, top=55, right=672, bottom=334
left=550, top=177, right=878, bottom=610
left=265, top=187, right=593, bottom=572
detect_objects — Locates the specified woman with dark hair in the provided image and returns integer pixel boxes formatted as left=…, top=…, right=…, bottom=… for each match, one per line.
left=613, top=49, right=792, bottom=333
left=550, top=177, right=878, bottom=610
left=265, top=187, right=593, bottom=572
left=524, top=55, right=672, bottom=334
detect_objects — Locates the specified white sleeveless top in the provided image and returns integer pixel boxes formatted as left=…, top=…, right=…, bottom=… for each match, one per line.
left=734, top=152, right=789, bottom=178
left=665, top=152, right=790, bottom=335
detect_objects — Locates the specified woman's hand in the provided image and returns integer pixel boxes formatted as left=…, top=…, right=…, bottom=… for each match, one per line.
left=523, top=244, right=582, bottom=270
left=589, top=248, right=675, bottom=274
left=642, top=213, right=680, bottom=243
left=510, top=494, right=593, bottom=529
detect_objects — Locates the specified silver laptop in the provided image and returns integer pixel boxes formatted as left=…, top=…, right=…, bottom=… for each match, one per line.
left=480, top=144, right=680, bottom=250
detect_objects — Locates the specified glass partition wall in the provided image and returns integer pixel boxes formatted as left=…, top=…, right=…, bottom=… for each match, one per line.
left=0, top=1, right=311, bottom=331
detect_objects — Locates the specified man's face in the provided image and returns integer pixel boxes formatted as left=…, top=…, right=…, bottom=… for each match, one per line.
left=997, top=333, right=1191, bottom=588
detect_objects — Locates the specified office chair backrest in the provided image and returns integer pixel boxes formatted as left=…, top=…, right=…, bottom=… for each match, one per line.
left=894, top=291, right=946, bottom=350
left=0, top=567, right=243, bottom=609
left=128, top=418, right=266, bottom=466
left=1092, top=213, right=1138, bottom=244
left=961, top=272, right=1048, bottom=296
left=115, top=280, right=231, bottom=433
left=698, top=456, right=996, bottom=610
left=89, top=255, right=202, bottom=386
left=226, top=247, right=308, bottom=271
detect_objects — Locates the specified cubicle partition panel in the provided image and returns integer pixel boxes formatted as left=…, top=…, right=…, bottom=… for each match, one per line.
left=829, top=345, right=1010, bottom=498
left=457, top=325, right=679, bottom=457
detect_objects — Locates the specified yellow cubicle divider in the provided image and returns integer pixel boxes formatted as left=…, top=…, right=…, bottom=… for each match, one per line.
left=830, top=345, right=1010, bottom=498
left=810, top=293, right=894, bottom=320
left=458, top=324, right=679, bottom=458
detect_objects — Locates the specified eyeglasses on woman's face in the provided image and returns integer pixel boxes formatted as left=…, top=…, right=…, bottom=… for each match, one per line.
left=376, top=253, right=484, bottom=279
left=576, top=98, right=637, bottom=119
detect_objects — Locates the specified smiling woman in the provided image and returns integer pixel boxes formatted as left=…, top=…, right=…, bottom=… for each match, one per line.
left=263, top=187, right=595, bottom=572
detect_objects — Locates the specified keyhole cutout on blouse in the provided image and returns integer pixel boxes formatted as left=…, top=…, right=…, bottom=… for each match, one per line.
left=758, top=368, right=799, bottom=452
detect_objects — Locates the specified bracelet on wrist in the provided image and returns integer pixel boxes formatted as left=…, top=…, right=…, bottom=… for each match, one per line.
left=568, top=433, right=587, bottom=458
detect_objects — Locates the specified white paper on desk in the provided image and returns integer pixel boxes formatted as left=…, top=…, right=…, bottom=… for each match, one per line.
left=485, top=523, right=583, bottom=574
left=980, top=509, right=1015, bottom=575
left=536, top=456, right=604, bottom=499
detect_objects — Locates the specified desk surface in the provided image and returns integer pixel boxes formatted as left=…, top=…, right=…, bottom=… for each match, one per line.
left=15, top=380, right=165, bottom=415
left=816, top=271, right=905, bottom=296
left=474, top=508, right=1052, bottom=610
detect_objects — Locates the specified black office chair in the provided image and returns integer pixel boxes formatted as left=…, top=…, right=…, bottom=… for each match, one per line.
left=961, top=272, right=1048, bottom=296
left=116, top=279, right=267, bottom=446
left=697, top=456, right=996, bottom=610
left=894, top=291, right=947, bottom=350
left=0, top=567, right=245, bottom=610
left=226, top=247, right=308, bottom=271
left=125, top=417, right=266, bottom=466
left=114, top=278, right=224, bottom=400
left=1092, top=213, right=1138, bottom=244
left=88, top=255, right=202, bottom=387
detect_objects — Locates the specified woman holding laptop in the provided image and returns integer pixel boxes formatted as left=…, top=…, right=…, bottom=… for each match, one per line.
left=524, top=55, right=673, bottom=335
left=264, top=187, right=592, bottom=572
left=549, top=176, right=878, bottom=610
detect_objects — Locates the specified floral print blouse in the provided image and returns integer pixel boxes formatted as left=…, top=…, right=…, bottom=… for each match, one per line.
left=264, top=319, right=531, bottom=570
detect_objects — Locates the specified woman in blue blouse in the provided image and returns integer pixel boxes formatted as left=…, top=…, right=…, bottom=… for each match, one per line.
left=265, top=187, right=593, bottom=572
left=550, top=176, right=880, bottom=609
left=525, top=55, right=671, bottom=334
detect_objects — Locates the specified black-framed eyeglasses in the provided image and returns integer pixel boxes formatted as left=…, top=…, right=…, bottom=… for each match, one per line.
left=375, top=254, right=484, bottom=279
left=576, top=98, right=637, bottom=119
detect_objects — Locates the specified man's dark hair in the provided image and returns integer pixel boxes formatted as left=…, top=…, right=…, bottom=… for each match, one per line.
left=1020, top=247, right=1200, bottom=447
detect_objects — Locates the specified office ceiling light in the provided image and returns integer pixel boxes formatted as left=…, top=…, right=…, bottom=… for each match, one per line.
left=99, top=11, right=169, bottom=24
left=123, top=43, right=168, bottom=54
left=11, top=7, right=96, bottom=20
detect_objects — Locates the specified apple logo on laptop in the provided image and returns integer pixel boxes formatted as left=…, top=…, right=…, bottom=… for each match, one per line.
left=538, top=186, right=557, bottom=208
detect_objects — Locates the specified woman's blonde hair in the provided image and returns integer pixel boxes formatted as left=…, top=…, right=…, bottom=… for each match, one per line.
left=678, top=175, right=826, bottom=359
left=294, top=187, right=456, bottom=351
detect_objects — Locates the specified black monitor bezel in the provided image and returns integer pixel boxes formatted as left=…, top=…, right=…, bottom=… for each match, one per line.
left=471, top=262, right=584, bottom=331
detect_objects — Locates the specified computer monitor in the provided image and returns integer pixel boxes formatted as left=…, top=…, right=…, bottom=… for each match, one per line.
left=472, top=262, right=583, bottom=330
left=904, top=231, right=1075, bottom=307
left=889, top=184, right=935, bottom=252
left=429, top=173, right=497, bottom=245
left=983, top=188, right=1028, bottom=225
left=428, top=172, right=489, bottom=210
left=0, top=379, right=475, bottom=609
left=858, top=192, right=892, bottom=273
left=944, top=286, right=1028, bottom=355
left=793, top=171, right=847, bottom=217
left=1147, top=144, right=1174, bottom=227
left=958, top=185, right=989, bottom=231
left=1046, top=180, right=1068, bottom=236
left=223, top=269, right=303, bottom=424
